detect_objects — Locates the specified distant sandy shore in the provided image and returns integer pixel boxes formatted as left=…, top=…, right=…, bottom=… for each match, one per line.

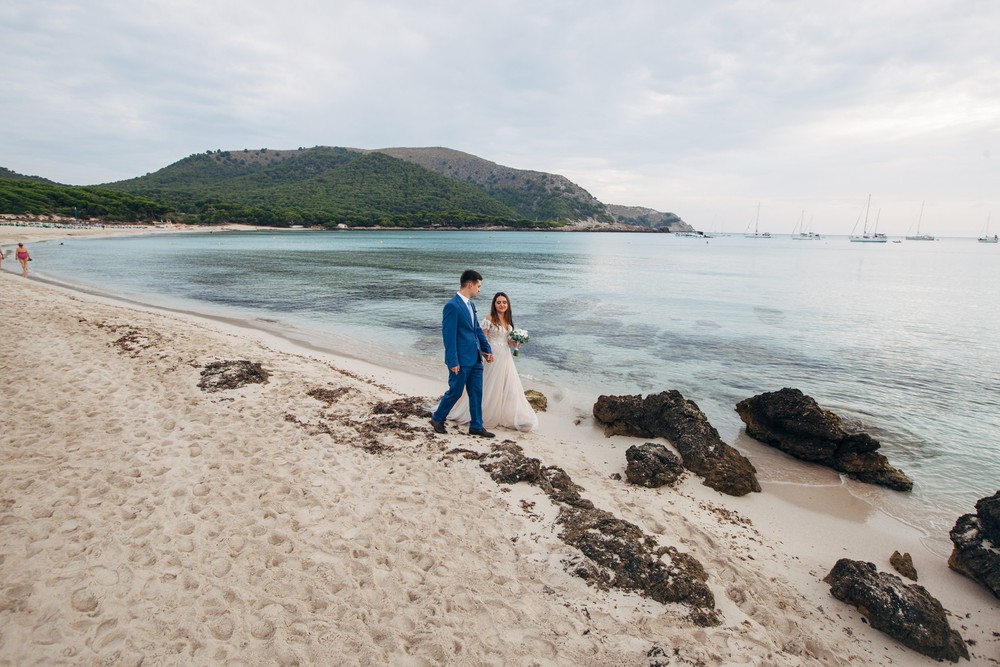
left=0, top=221, right=283, bottom=245
left=1, top=226, right=997, bottom=665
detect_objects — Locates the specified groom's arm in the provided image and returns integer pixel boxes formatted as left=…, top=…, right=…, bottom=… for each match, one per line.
left=441, top=302, right=460, bottom=372
left=475, top=318, right=492, bottom=357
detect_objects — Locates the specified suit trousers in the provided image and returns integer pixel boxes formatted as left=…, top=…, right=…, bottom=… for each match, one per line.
left=433, top=361, right=484, bottom=431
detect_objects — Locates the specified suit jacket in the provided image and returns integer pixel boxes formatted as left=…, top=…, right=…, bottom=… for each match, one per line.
left=442, top=294, right=492, bottom=368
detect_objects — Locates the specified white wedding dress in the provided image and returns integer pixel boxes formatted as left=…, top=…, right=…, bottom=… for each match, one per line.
left=447, top=319, right=539, bottom=432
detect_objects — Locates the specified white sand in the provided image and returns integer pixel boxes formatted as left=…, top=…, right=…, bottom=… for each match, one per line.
left=1, top=226, right=997, bottom=665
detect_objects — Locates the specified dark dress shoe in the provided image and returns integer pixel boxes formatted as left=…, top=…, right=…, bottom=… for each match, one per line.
left=430, top=418, right=447, bottom=434
left=468, top=428, right=495, bottom=438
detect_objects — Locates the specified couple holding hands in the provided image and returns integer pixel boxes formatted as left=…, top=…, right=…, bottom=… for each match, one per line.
left=430, top=269, right=538, bottom=437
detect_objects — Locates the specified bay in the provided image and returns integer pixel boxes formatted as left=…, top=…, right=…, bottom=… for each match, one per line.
left=28, top=230, right=1000, bottom=554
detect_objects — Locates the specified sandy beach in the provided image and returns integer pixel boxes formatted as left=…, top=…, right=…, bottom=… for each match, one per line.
left=1, top=225, right=997, bottom=665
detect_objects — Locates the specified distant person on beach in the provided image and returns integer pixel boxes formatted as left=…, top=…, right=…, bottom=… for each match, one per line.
left=430, top=270, right=495, bottom=438
left=0, top=246, right=5, bottom=270
left=15, top=243, right=31, bottom=277
left=447, top=291, right=538, bottom=432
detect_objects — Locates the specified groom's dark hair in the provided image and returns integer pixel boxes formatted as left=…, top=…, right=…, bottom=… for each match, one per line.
left=460, top=269, right=483, bottom=286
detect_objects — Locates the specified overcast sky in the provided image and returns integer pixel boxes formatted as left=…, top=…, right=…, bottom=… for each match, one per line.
left=2, top=0, right=998, bottom=236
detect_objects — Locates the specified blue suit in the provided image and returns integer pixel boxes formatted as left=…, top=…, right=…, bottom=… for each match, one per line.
left=432, top=294, right=492, bottom=430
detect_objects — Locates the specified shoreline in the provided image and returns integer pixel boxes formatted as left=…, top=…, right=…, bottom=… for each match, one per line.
left=2, top=225, right=997, bottom=664
left=15, top=226, right=968, bottom=560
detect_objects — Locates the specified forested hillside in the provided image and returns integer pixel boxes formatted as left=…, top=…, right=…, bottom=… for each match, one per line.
left=366, top=147, right=613, bottom=223
left=0, top=179, right=172, bottom=221
left=0, top=167, right=58, bottom=184
left=2, top=147, right=689, bottom=230
left=101, top=147, right=548, bottom=228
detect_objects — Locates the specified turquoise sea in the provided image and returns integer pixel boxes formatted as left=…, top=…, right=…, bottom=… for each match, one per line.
left=18, top=230, right=1000, bottom=554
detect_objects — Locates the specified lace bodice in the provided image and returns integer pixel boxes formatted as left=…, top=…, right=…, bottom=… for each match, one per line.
left=482, top=319, right=511, bottom=346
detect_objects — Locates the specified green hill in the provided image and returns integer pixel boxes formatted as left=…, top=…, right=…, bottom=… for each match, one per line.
left=0, top=166, right=59, bottom=185
left=364, top=147, right=613, bottom=223
left=101, top=147, right=547, bottom=228
left=0, top=178, right=172, bottom=221
left=2, top=147, right=691, bottom=230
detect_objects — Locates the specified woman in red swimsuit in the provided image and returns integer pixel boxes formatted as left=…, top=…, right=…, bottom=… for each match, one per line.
left=15, top=243, right=31, bottom=277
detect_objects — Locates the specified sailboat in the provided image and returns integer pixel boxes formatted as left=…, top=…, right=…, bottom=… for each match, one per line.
left=791, top=210, right=821, bottom=240
left=905, top=201, right=936, bottom=241
left=849, top=195, right=888, bottom=243
left=979, top=213, right=998, bottom=243
left=744, top=203, right=772, bottom=238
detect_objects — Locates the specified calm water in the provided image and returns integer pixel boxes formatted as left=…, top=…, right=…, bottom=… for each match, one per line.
left=23, top=230, right=1000, bottom=553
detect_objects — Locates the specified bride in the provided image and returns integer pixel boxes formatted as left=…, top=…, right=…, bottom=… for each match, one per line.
left=448, top=292, right=538, bottom=432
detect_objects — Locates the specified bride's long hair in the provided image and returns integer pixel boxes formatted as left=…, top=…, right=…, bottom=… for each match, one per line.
left=489, top=292, right=514, bottom=330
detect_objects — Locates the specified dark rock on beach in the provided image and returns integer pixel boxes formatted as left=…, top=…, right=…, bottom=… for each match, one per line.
left=625, top=443, right=684, bottom=488
left=735, top=388, right=912, bottom=491
left=480, top=441, right=544, bottom=485
left=524, top=389, right=548, bottom=412
left=824, top=558, right=969, bottom=662
left=592, top=391, right=760, bottom=496
left=558, top=505, right=719, bottom=627
left=948, top=490, right=1000, bottom=599
left=889, top=551, right=918, bottom=581
left=198, top=360, right=270, bottom=392
left=479, top=442, right=719, bottom=625
left=479, top=442, right=592, bottom=509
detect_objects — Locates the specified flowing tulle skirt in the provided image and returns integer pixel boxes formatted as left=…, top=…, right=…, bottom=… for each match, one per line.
left=447, top=347, right=538, bottom=432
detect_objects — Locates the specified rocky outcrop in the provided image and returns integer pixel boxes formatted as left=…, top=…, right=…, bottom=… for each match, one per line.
left=948, top=491, right=1000, bottom=599
left=625, top=443, right=684, bottom=488
left=479, top=442, right=593, bottom=510
left=592, top=391, right=760, bottom=496
left=824, top=559, right=969, bottom=662
left=605, top=204, right=692, bottom=232
left=735, top=388, right=912, bottom=491
left=558, top=505, right=719, bottom=627
left=479, top=442, right=719, bottom=626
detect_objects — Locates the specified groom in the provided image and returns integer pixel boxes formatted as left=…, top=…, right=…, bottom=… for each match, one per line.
left=430, top=269, right=495, bottom=438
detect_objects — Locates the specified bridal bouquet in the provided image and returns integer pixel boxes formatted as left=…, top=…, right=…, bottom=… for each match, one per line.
left=508, top=328, right=529, bottom=357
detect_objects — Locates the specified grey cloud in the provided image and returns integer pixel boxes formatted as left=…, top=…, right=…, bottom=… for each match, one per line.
left=1, top=0, right=997, bottom=235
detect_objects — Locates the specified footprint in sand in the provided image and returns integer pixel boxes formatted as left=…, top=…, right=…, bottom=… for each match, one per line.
left=249, top=616, right=276, bottom=640
left=210, top=558, right=232, bottom=578
left=71, top=588, right=100, bottom=613
left=88, top=566, right=119, bottom=586
left=225, top=535, right=246, bottom=555
left=208, top=615, right=234, bottom=640
left=90, top=618, right=125, bottom=651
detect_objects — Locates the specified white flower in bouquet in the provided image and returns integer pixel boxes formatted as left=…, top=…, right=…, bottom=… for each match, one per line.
left=508, top=328, right=529, bottom=357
